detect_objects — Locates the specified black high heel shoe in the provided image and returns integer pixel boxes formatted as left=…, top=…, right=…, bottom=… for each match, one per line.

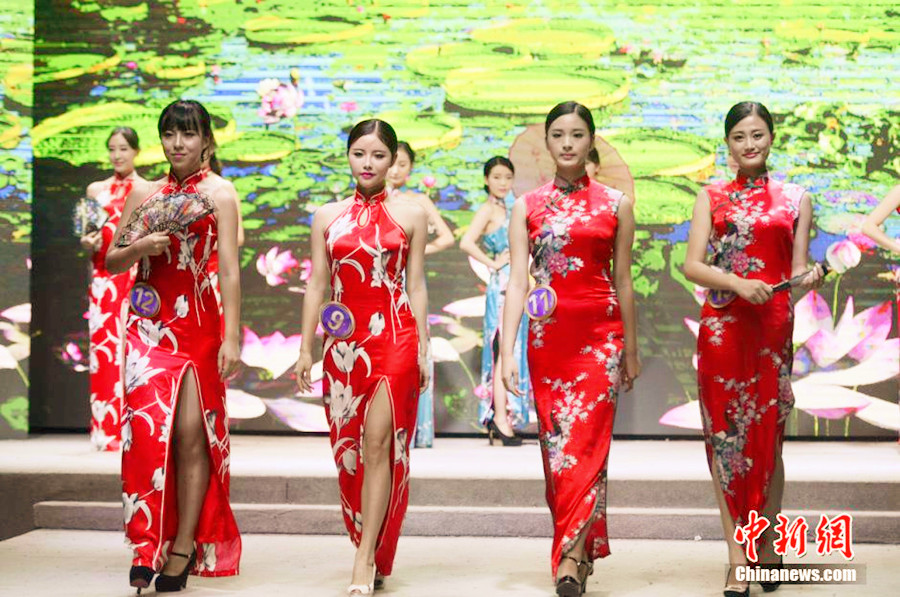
left=578, top=559, right=594, bottom=594
left=758, top=558, right=784, bottom=592
left=723, top=565, right=749, bottom=597
left=154, top=549, right=196, bottom=593
left=485, top=419, right=523, bottom=446
left=556, top=556, right=583, bottom=596
left=129, top=565, right=154, bottom=594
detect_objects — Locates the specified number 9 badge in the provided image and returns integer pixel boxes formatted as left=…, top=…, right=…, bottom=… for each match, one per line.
left=525, top=284, right=557, bottom=320
left=319, top=301, right=355, bottom=339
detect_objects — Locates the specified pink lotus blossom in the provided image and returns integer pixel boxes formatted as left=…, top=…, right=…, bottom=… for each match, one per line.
left=298, top=258, right=313, bottom=283
left=1, top=303, right=30, bottom=324
left=659, top=400, right=702, bottom=430
left=825, top=240, right=861, bottom=274
left=240, top=327, right=303, bottom=379
left=422, top=175, right=436, bottom=188
left=442, top=296, right=486, bottom=318
left=257, top=78, right=304, bottom=124
left=256, top=247, right=299, bottom=286
left=59, top=341, right=88, bottom=372
left=225, top=388, right=266, bottom=420
left=125, top=61, right=137, bottom=70
left=473, top=383, right=490, bottom=400
left=264, top=397, right=328, bottom=432
left=339, top=101, right=358, bottom=113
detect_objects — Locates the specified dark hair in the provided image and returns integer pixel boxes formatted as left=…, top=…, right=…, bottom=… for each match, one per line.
left=347, top=119, right=398, bottom=157
left=158, top=99, right=221, bottom=174
left=586, top=147, right=600, bottom=165
left=724, top=101, right=774, bottom=137
left=397, top=141, right=415, bottom=165
left=483, top=155, right=515, bottom=194
left=107, top=126, right=139, bottom=151
left=544, top=101, right=595, bottom=136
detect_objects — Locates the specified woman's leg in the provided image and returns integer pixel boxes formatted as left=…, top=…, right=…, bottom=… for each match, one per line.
left=759, top=450, right=785, bottom=563
left=710, top=458, right=749, bottom=591
left=161, top=366, right=209, bottom=575
left=491, top=347, right=516, bottom=436
left=351, top=381, right=394, bottom=586
left=557, top=530, right=589, bottom=580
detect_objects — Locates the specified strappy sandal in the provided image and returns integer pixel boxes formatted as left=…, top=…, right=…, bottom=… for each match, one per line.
left=556, top=556, right=583, bottom=597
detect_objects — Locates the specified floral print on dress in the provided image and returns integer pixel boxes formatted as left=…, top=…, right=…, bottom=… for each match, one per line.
left=524, top=176, right=625, bottom=580
left=321, top=188, right=420, bottom=578
left=698, top=174, right=804, bottom=528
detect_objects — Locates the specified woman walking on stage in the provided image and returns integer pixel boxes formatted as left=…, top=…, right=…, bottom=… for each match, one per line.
left=459, top=155, right=530, bottom=446
left=862, top=185, right=900, bottom=254
left=82, top=127, right=145, bottom=451
left=501, top=101, right=640, bottom=595
left=295, top=119, right=429, bottom=595
left=107, top=99, right=242, bottom=592
left=386, top=140, right=453, bottom=448
left=683, top=101, right=823, bottom=596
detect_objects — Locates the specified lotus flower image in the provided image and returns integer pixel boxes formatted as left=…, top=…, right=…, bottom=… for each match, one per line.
left=662, top=291, right=899, bottom=434
left=257, top=75, right=304, bottom=125
left=240, top=327, right=303, bottom=379
left=256, top=247, right=299, bottom=287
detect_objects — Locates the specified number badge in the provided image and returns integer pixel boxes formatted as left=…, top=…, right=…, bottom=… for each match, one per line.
left=705, top=288, right=737, bottom=309
left=525, top=284, right=557, bottom=320
left=129, top=283, right=161, bottom=318
left=319, top=301, right=355, bottom=339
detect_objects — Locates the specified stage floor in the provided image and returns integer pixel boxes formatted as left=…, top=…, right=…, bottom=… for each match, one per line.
left=0, top=530, right=896, bottom=597
left=1, top=434, right=897, bottom=482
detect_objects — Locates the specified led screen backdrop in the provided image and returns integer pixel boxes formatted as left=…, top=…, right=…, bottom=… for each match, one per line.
left=24, top=0, right=900, bottom=438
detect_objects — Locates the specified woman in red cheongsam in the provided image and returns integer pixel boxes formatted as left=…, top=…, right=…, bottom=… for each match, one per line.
left=82, top=127, right=144, bottom=451
left=501, top=101, right=641, bottom=597
left=296, top=119, right=429, bottom=596
left=684, top=101, right=824, bottom=597
left=107, top=100, right=242, bottom=593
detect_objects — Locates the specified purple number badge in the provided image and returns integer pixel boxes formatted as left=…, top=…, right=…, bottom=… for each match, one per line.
left=129, top=283, right=161, bottom=318
left=526, top=285, right=557, bottom=320
left=320, top=301, right=355, bottom=339
left=705, top=288, right=737, bottom=309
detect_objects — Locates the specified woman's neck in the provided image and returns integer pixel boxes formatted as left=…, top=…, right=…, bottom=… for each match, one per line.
left=171, top=163, right=204, bottom=183
left=113, top=168, right=134, bottom=180
left=554, top=166, right=587, bottom=187
left=737, top=165, right=768, bottom=180
left=357, top=183, right=386, bottom=199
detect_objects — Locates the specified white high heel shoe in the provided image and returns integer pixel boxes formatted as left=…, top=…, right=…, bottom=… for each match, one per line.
left=347, top=564, right=376, bottom=596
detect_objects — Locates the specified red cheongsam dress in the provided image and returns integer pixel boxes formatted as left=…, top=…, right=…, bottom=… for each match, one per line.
left=322, top=188, right=420, bottom=577
left=697, top=173, right=802, bottom=530
left=120, top=169, right=241, bottom=576
left=88, top=173, right=138, bottom=451
left=524, top=175, right=625, bottom=579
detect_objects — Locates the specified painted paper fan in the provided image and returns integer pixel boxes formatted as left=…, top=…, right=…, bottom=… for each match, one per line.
left=72, top=196, right=108, bottom=236
left=115, top=191, right=215, bottom=248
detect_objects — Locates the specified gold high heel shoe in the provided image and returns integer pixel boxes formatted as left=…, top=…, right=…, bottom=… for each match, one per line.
left=348, top=564, right=376, bottom=596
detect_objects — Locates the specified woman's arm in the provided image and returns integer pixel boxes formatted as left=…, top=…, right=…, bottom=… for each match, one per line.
left=682, top=190, right=773, bottom=304
left=500, top=199, right=529, bottom=396
left=459, top=204, right=503, bottom=269
left=862, top=185, right=900, bottom=254
left=791, top=193, right=824, bottom=291
left=613, top=196, right=640, bottom=390
left=404, top=204, right=431, bottom=389
left=212, top=185, right=242, bottom=379
left=105, top=181, right=169, bottom=274
left=295, top=205, right=335, bottom=392
left=413, top=194, right=454, bottom=254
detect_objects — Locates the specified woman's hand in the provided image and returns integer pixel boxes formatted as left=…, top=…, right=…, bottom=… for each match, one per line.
left=418, top=357, right=430, bottom=392
left=622, top=350, right=641, bottom=391
left=295, top=351, right=313, bottom=393
left=501, top=354, right=523, bottom=396
left=492, top=249, right=510, bottom=271
left=732, top=277, right=773, bottom=304
left=140, top=232, right=171, bottom=257
left=795, top=263, right=826, bottom=292
left=80, top=231, right=103, bottom=252
left=217, top=338, right=240, bottom=380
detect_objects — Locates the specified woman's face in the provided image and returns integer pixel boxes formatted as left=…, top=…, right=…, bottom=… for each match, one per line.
left=386, top=148, right=413, bottom=189
left=485, top=164, right=514, bottom=200
left=545, top=112, right=593, bottom=172
left=348, top=133, right=394, bottom=192
left=161, top=127, right=206, bottom=172
left=726, top=113, right=773, bottom=174
left=108, top=133, right=138, bottom=176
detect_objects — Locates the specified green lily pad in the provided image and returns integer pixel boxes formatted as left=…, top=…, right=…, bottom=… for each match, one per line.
left=443, top=66, right=629, bottom=115
left=406, top=42, right=532, bottom=79
left=632, top=177, right=700, bottom=226
left=471, top=18, right=616, bottom=59
left=604, top=129, right=715, bottom=179
left=375, top=110, right=463, bottom=151
left=32, top=102, right=236, bottom=166
left=34, top=51, right=121, bottom=84
left=217, top=131, right=296, bottom=163
left=243, top=15, right=373, bottom=46
left=0, top=111, right=22, bottom=149
left=143, top=55, right=206, bottom=81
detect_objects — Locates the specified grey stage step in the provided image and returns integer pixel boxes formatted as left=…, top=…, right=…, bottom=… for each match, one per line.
left=33, top=501, right=900, bottom=543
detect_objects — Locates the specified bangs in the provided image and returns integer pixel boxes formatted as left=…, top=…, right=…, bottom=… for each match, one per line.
left=158, top=102, right=204, bottom=136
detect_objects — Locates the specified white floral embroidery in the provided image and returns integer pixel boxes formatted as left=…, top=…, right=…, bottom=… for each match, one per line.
left=124, top=347, right=165, bottom=393
left=151, top=467, right=165, bottom=491
left=368, top=312, right=385, bottom=336
left=174, top=295, right=189, bottom=318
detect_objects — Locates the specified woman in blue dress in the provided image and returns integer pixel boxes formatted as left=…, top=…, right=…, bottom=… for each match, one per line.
left=460, top=156, right=530, bottom=445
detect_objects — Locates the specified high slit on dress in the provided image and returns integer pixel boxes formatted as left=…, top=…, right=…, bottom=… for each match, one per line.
left=120, top=168, right=240, bottom=576
left=321, top=188, right=420, bottom=576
